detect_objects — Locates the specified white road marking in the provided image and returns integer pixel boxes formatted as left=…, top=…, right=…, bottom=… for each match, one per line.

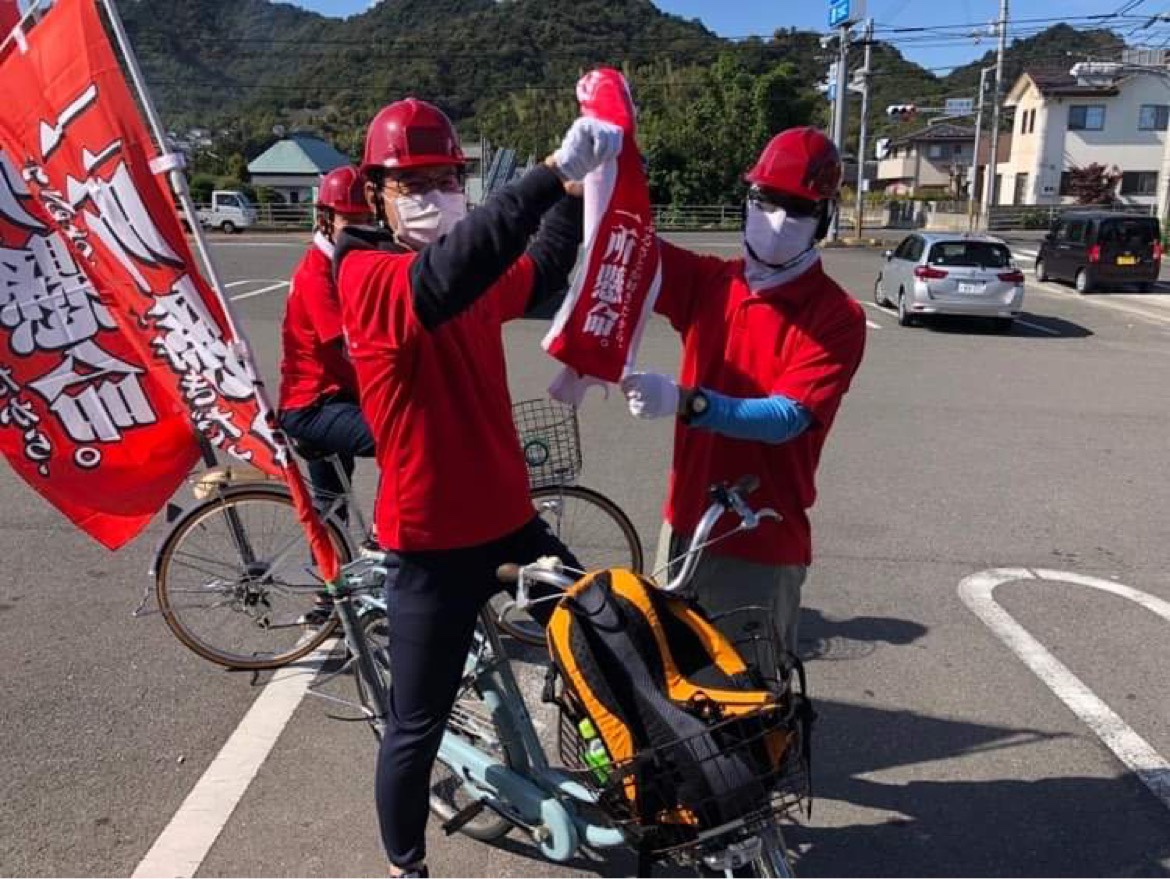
left=131, top=645, right=334, bottom=878
left=1015, top=318, right=1061, bottom=336
left=230, top=280, right=290, bottom=301
left=959, top=567, right=1170, bottom=812
left=861, top=300, right=893, bottom=313
left=866, top=319, right=882, bottom=330
left=224, top=279, right=286, bottom=290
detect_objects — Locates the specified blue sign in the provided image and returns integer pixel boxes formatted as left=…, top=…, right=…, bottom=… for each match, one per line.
left=828, top=0, right=851, bottom=28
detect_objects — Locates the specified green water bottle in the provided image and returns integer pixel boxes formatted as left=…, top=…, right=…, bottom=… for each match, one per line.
left=578, top=718, right=612, bottom=784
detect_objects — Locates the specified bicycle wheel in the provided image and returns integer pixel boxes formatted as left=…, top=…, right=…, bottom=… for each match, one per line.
left=155, top=486, right=354, bottom=670
left=532, top=484, right=643, bottom=572
left=353, top=609, right=391, bottom=739
left=429, top=622, right=518, bottom=842
left=355, top=612, right=516, bottom=842
left=746, top=823, right=796, bottom=877
left=495, top=484, right=643, bottom=645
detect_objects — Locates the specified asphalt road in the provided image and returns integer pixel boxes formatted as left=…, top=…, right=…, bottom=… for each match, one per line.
left=3, top=231, right=1170, bottom=877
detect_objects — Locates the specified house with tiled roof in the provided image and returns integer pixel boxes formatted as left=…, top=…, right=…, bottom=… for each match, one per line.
left=247, top=133, right=352, bottom=204
left=999, top=66, right=1170, bottom=206
left=875, top=122, right=1009, bottom=201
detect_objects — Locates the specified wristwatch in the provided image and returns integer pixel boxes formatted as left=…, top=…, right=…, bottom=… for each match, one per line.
left=678, top=387, right=709, bottom=424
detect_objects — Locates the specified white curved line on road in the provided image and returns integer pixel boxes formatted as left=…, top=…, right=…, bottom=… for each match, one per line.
left=959, top=567, right=1170, bottom=812
left=131, top=645, right=334, bottom=878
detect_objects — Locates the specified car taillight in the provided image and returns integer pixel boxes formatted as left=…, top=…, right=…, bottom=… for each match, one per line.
left=1087, top=244, right=1101, bottom=263
left=914, top=266, right=948, bottom=280
left=998, top=270, right=1025, bottom=284
left=1154, top=242, right=1164, bottom=262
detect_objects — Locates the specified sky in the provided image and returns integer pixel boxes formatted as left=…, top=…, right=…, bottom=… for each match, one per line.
left=287, top=0, right=1129, bottom=74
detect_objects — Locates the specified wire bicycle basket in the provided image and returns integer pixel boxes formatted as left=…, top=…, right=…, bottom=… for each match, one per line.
left=548, top=610, right=814, bottom=865
left=512, top=398, right=582, bottom=490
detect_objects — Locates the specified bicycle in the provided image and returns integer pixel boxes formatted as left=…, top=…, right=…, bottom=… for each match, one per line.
left=339, top=476, right=808, bottom=876
left=147, top=399, right=643, bottom=670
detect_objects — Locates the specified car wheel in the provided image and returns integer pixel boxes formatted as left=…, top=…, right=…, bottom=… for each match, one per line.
left=1035, top=258, right=1048, bottom=283
left=873, top=277, right=888, bottom=307
left=897, top=289, right=915, bottom=327
left=1075, top=268, right=1093, bottom=295
left=992, top=317, right=1014, bottom=334
left=220, top=220, right=237, bottom=235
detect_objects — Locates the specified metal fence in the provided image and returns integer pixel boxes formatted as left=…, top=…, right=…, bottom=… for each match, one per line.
left=987, top=203, right=1155, bottom=232
left=195, top=202, right=746, bottom=232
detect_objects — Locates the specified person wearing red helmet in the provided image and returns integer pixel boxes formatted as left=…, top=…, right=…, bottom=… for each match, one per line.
left=333, top=98, right=620, bottom=877
left=278, top=165, right=376, bottom=538
left=621, top=126, right=867, bottom=671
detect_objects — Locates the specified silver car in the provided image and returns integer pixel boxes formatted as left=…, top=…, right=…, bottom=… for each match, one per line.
left=874, top=233, right=1025, bottom=332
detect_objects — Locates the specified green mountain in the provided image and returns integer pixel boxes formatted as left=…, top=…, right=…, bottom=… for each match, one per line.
left=115, top=0, right=1128, bottom=202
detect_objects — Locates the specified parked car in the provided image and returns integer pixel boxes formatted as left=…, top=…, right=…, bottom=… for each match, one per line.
left=1035, top=212, right=1162, bottom=294
left=196, top=190, right=258, bottom=234
left=874, top=233, right=1025, bottom=332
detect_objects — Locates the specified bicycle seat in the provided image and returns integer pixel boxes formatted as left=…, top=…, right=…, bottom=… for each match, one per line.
left=290, top=438, right=334, bottom=461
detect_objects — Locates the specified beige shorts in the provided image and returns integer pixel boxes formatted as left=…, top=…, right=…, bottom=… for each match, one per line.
left=658, top=521, right=808, bottom=673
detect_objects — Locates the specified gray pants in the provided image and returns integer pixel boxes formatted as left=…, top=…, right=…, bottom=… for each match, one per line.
left=658, top=521, right=808, bottom=675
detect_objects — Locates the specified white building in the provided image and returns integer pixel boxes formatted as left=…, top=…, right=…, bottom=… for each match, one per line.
left=1000, top=67, right=1170, bottom=207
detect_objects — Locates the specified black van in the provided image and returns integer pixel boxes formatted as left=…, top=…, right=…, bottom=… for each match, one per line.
left=1035, top=212, right=1162, bottom=294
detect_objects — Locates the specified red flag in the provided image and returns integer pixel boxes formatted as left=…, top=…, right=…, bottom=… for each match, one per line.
left=0, top=1, right=19, bottom=33
left=0, top=0, right=284, bottom=549
left=543, top=68, right=661, bottom=387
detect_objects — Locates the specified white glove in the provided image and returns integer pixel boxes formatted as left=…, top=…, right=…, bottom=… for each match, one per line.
left=620, top=372, right=679, bottom=420
left=553, top=117, right=624, bottom=181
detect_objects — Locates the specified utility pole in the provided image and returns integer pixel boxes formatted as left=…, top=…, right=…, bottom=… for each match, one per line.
left=982, top=0, right=1009, bottom=226
left=830, top=23, right=850, bottom=241
left=854, top=19, right=873, bottom=239
left=968, top=65, right=994, bottom=231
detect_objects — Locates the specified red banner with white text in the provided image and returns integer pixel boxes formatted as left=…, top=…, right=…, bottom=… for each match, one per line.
left=0, top=0, right=281, bottom=549
left=543, top=68, right=661, bottom=386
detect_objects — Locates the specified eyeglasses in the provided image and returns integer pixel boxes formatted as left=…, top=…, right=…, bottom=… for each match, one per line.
left=384, top=170, right=465, bottom=196
left=747, top=185, right=819, bottom=218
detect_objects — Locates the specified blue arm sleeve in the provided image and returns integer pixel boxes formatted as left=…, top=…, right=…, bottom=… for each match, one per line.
left=690, top=390, right=812, bottom=444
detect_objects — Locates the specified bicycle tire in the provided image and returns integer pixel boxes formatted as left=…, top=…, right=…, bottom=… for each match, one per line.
left=352, top=608, right=391, bottom=739
left=745, top=823, right=796, bottom=877
left=495, top=484, right=643, bottom=646
left=355, top=611, right=516, bottom=841
left=155, top=485, right=354, bottom=670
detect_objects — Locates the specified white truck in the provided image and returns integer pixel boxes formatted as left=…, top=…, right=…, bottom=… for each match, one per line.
left=196, top=190, right=258, bottom=234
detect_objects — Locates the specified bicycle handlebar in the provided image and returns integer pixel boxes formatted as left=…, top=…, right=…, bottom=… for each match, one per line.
left=496, top=475, right=781, bottom=615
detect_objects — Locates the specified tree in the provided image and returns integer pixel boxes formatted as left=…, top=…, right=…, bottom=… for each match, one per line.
left=1068, top=163, right=1121, bottom=205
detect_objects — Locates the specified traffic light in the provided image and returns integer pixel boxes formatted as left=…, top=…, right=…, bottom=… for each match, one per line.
left=886, top=104, right=918, bottom=122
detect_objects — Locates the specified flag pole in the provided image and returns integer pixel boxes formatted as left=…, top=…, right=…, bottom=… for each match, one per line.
left=96, top=0, right=343, bottom=582
left=0, top=0, right=48, bottom=56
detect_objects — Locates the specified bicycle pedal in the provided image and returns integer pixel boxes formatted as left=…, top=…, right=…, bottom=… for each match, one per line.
left=441, top=800, right=488, bottom=836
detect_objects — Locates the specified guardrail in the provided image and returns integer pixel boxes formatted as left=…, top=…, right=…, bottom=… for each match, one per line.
left=987, top=203, right=1154, bottom=232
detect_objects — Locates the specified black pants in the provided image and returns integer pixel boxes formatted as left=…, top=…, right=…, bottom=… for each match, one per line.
left=375, top=515, right=579, bottom=869
left=279, top=397, right=375, bottom=513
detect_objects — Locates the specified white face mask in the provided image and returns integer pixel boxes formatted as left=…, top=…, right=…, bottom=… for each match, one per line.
left=743, top=201, right=819, bottom=268
left=393, top=191, right=467, bottom=248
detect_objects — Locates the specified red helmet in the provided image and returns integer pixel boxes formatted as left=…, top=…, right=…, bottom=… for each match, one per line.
left=362, top=98, right=466, bottom=174
left=745, top=127, right=842, bottom=202
left=315, top=165, right=368, bottom=214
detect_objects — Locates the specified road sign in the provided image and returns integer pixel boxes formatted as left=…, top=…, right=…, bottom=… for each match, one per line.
left=944, top=97, right=976, bottom=116
left=828, top=0, right=865, bottom=29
